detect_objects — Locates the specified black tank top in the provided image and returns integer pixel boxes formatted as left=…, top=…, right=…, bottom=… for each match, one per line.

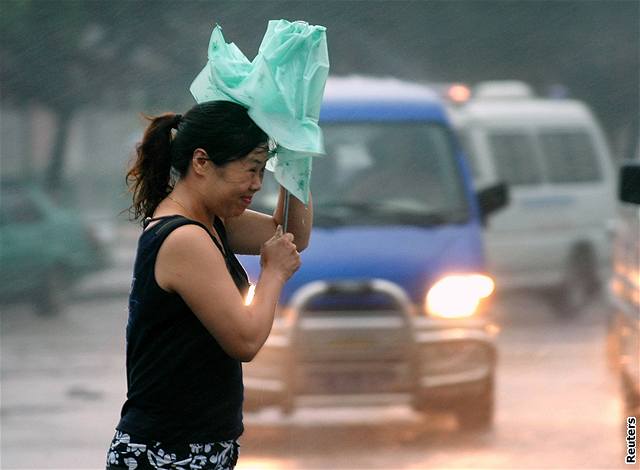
left=117, top=215, right=250, bottom=443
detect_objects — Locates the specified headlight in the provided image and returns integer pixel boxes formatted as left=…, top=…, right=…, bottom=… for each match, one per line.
left=244, top=283, right=256, bottom=306
left=425, top=274, right=494, bottom=318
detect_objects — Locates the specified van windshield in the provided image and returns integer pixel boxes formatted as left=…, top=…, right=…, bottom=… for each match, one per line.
left=253, top=122, right=470, bottom=228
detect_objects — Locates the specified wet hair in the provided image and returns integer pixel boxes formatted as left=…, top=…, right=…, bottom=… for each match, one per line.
left=126, top=101, right=268, bottom=222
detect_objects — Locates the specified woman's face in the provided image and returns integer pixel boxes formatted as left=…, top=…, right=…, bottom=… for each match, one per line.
left=208, top=145, right=269, bottom=218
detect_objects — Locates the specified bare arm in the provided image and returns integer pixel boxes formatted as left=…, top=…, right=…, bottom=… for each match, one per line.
left=225, top=187, right=313, bottom=255
left=155, top=224, right=299, bottom=362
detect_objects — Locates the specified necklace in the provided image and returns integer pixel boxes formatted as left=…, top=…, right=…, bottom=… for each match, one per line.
left=166, top=194, right=224, bottom=253
left=167, top=194, right=192, bottom=216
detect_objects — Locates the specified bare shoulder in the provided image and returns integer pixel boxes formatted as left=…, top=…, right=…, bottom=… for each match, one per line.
left=155, top=223, right=225, bottom=292
left=161, top=223, right=214, bottom=250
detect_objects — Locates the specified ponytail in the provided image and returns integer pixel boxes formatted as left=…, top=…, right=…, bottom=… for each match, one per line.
left=126, top=112, right=182, bottom=222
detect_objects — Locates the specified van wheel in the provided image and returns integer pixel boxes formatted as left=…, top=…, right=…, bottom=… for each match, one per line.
left=551, top=252, right=598, bottom=318
left=454, top=378, right=494, bottom=431
left=622, top=370, right=640, bottom=415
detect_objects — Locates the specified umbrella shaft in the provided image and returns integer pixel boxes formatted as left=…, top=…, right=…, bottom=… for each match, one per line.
left=283, top=189, right=290, bottom=233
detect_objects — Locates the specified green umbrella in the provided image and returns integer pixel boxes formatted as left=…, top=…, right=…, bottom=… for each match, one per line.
left=190, top=20, right=329, bottom=229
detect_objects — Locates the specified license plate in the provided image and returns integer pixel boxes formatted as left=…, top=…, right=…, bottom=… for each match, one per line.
left=310, top=371, right=396, bottom=394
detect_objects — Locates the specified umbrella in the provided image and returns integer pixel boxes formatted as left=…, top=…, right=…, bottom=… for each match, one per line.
left=190, top=20, right=329, bottom=230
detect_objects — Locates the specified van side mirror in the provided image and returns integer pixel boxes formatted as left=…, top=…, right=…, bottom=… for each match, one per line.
left=619, top=161, right=640, bottom=204
left=477, top=182, right=509, bottom=225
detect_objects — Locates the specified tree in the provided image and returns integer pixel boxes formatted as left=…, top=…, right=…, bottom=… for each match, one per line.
left=1, top=0, right=637, bottom=183
left=0, top=1, right=196, bottom=188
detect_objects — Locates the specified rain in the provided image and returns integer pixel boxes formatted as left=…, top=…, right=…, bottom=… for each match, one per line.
left=1, top=1, right=639, bottom=469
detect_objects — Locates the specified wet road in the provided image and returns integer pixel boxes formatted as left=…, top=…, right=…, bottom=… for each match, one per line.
left=0, top=292, right=631, bottom=469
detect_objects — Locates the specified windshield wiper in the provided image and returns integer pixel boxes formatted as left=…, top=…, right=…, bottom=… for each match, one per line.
left=315, top=200, right=469, bottom=227
left=317, top=200, right=394, bottom=213
left=392, top=210, right=468, bottom=226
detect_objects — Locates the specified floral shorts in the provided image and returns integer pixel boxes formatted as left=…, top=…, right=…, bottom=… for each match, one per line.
left=106, top=430, right=239, bottom=470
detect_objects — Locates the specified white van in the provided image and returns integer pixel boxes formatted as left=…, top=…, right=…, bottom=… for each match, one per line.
left=447, top=81, right=616, bottom=316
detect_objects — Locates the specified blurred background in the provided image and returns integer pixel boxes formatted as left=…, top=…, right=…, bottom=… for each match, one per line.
left=1, top=1, right=638, bottom=469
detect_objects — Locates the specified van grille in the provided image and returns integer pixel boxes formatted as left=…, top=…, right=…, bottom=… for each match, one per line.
left=293, top=287, right=413, bottom=395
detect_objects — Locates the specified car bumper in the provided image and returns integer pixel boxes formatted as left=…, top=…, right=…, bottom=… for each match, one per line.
left=244, top=279, right=497, bottom=412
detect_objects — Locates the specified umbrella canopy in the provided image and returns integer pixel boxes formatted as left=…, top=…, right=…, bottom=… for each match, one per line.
left=190, top=20, right=329, bottom=205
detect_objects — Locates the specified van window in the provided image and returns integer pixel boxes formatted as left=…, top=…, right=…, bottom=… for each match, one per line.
left=487, top=132, right=542, bottom=185
left=538, top=130, right=602, bottom=183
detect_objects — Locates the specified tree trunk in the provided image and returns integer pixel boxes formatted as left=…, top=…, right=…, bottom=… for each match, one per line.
left=46, top=108, right=73, bottom=191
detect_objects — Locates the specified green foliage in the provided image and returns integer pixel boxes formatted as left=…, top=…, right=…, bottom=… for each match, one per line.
left=1, top=0, right=92, bottom=108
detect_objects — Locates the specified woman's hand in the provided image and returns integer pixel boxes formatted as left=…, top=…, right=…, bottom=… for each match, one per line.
left=260, top=225, right=301, bottom=282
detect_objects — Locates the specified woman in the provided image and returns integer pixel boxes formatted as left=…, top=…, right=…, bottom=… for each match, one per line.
left=106, top=100, right=311, bottom=469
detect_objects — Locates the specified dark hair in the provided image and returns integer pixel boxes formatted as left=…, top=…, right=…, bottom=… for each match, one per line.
left=126, top=101, right=268, bottom=222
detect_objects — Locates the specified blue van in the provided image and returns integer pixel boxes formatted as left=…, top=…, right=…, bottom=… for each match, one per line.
left=240, top=76, right=509, bottom=429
